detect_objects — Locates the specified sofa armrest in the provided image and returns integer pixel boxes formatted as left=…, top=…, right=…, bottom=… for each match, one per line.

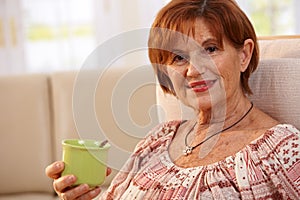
left=0, top=74, right=53, bottom=194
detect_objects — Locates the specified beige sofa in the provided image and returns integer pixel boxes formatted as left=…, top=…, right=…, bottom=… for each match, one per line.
left=0, top=36, right=299, bottom=200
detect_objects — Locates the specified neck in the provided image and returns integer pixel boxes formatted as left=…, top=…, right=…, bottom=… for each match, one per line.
left=182, top=98, right=254, bottom=156
left=196, top=97, right=252, bottom=132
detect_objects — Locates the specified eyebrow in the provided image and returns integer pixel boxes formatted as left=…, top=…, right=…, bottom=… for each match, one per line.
left=201, top=38, right=219, bottom=46
left=169, top=36, right=220, bottom=55
left=171, top=49, right=186, bottom=55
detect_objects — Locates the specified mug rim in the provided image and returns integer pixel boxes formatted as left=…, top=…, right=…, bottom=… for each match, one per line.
left=62, top=139, right=111, bottom=150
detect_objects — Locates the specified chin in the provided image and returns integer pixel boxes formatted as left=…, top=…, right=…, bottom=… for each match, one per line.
left=198, top=103, right=213, bottom=112
left=189, top=99, right=213, bottom=112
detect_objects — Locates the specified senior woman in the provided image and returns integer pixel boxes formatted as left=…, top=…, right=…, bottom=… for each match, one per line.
left=46, top=0, right=300, bottom=199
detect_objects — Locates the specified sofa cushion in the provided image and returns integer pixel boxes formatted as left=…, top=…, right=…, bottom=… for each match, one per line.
left=259, top=37, right=300, bottom=59
left=0, top=74, right=53, bottom=194
left=49, top=71, right=79, bottom=162
left=0, top=193, right=58, bottom=200
left=248, top=58, right=300, bottom=128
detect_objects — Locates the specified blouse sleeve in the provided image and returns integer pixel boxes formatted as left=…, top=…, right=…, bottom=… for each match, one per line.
left=276, top=125, right=300, bottom=193
left=258, top=124, right=300, bottom=198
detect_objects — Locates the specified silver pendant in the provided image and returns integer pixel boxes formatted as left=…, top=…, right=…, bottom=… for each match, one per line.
left=183, top=146, right=193, bottom=156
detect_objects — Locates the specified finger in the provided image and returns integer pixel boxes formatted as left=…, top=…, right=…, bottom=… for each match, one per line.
left=76, top=187, right=102, bottom=200
left=62, top=184, right=90, bottom=200
left=45, top=161, right=64, bottom=179
left=53, top=175, right=77, bottom=193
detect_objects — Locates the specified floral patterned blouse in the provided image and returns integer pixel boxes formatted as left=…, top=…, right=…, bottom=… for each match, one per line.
left=100, top=121, right=300, bottom=199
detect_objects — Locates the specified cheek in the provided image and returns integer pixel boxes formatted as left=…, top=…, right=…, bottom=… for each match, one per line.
left=219, top=72, right=242, bottom=99
left=167, top=68, right=186, bottom=89
left=215, top=59, right=241, bottom=87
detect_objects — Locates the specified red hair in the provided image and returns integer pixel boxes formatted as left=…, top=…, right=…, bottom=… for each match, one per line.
left=148, top=0, right=259, bottom=95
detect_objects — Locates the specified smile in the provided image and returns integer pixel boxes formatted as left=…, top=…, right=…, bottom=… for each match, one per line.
left=188, top=79, right=217, bottom=92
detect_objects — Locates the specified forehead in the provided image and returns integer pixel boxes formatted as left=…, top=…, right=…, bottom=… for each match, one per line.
left=194, top=19, right=215, bottom=42
left=172, top=18, right=220, bottom=51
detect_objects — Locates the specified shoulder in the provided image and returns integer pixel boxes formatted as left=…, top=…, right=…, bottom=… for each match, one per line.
left=249, top=124, right=299, bottom=151
left=246, top=124, right=300, bottom=169
left=268, top=124, right=299, bottom=146
left=270, top=124, right=300, bottom=165
left=269, top=124, right=300, bottom=164
left=245, top=124, right=300, bottom=194
left=272, top=124, right=299, bottom=135
left=249, top=124, right=300, bottom=174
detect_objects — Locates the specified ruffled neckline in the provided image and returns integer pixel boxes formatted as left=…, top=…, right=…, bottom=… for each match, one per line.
left=162, top=122, right=291, bottom=170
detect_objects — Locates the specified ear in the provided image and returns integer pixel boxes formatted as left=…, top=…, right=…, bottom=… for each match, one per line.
left=239, top=39, right=254, bottom=72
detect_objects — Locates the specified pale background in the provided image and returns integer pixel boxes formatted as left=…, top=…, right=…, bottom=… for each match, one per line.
left=0, top=0, right=299, bottom=75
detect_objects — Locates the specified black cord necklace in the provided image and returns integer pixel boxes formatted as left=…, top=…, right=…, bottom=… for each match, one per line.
left=183, top=102, right=254, bottom=156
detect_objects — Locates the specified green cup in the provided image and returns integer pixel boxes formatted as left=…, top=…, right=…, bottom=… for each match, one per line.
left=62, top=139, right=110, bottom=187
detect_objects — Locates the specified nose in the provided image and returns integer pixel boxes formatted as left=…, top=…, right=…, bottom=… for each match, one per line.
left=186, top=62, right=206, bottom=77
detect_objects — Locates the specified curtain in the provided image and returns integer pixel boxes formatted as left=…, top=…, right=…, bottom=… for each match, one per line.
left=0, top=0, right=25, bottom=75
left=0, top=0, right=168, bottom=75
left=0, top=0, right=298, bottom=75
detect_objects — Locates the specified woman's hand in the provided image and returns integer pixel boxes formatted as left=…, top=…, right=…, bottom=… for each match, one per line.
left=45, top=161, right=111, bottom=200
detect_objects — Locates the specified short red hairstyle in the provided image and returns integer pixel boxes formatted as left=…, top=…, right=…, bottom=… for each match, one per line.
left=148, top=0, right=259, bottom=95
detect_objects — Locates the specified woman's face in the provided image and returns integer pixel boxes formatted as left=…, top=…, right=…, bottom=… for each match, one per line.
left=166, top=18, right=247, bottom=112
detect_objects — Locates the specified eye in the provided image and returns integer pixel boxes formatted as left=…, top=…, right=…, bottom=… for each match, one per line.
left=205, top=46, right=218, bottom=54
left=171, top=54, right=189, bottom=66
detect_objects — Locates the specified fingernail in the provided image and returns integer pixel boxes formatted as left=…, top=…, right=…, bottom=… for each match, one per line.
left=55, top=163, right=60, bottom=169
left=67, top=175, right=75, bottom=183
left=81, top=184, right=89, bottom=191
left=90, top=187, right=101, bottom=195
left=55, top=162, right=62, bottom=169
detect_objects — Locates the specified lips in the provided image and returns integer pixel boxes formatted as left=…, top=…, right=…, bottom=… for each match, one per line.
left=188, top=80, right=216, bottom=92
